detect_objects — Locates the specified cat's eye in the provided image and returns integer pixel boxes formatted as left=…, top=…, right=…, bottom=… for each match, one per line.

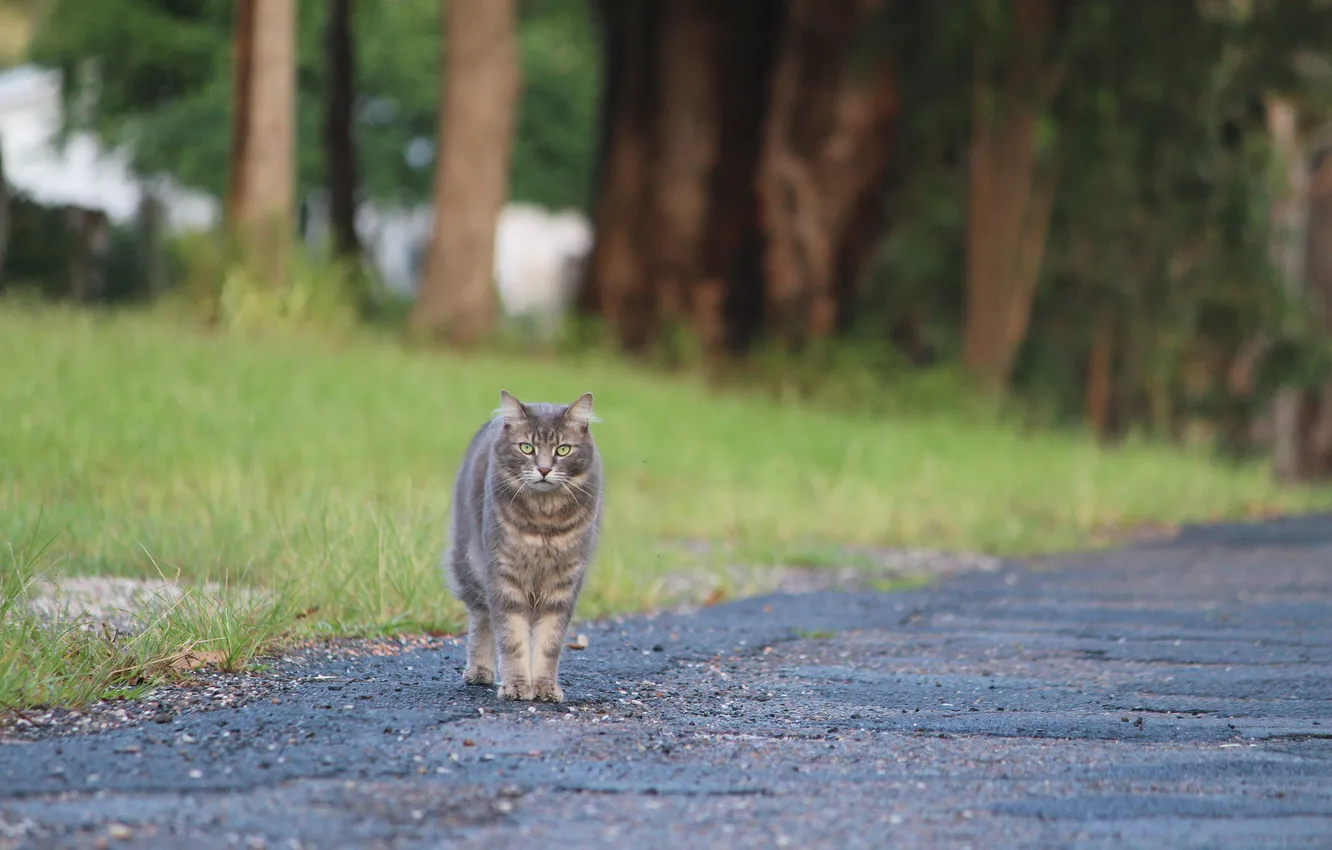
left=555, top=445, right=572, bottom=457
left=518, top=442, right=535, bottom=455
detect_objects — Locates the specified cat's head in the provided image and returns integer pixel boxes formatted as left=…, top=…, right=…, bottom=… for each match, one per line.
left=493, top=389, right=599, bottom=493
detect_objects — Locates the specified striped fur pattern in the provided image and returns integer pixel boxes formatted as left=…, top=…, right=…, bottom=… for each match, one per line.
left=443, top=389, right=603, bottom=702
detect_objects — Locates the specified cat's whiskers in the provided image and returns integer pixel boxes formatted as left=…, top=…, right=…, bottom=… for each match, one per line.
left=506, top=475, right=528, bottom=509
left=559, top=475, right=595, bottom=501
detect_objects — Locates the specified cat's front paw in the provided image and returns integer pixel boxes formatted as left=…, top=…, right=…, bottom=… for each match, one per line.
left=462, top=666, right=494, bottom=686
left=533, top=679, right=565, bottom=703
left=497, top=679, right=534, bottom=701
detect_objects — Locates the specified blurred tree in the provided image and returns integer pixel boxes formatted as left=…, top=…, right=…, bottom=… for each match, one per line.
left=962, top=0, right=1067, bottom=395
left=1240, top=0, right=1332, bottom=478
left=324, top=0, right=361, bottom=261
left=26, top=0, right=596, bottom=213
left=1266, top=94, right=1311, bottom=478
left=584, top=0, right=897, bottom=360
left=411, top=0, right=519, bottom=344
left=229, top=0, right=297, bottom=285
left=758, top=0, right=899, bottom=352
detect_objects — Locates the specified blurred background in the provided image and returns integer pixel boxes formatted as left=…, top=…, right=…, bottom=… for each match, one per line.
left=5, top=0, right=1332, bottom=466
left=3, top=0, right=1332, bottom=675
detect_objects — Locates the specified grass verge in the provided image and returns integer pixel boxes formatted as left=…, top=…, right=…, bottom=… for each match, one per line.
left=2, top=518, right=293, bottom=712
left=2, top=302, right=1330, bottom=710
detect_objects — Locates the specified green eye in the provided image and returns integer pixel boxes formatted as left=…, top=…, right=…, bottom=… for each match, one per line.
left=519, top=442, right=535, bottom=455
left=555, top=444, right=572, bottom=457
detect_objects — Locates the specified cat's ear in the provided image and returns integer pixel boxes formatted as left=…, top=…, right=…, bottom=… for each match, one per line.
left=564, top=392, right=599, bottom=430
left=497, top=389, right=527, bottom=425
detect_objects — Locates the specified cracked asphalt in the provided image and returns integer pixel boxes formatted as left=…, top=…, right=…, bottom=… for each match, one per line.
left=3, top=514, right=1331, bottom=849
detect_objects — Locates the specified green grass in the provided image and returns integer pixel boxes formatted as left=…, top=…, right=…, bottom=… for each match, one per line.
left=2, top=302, right=1330, bottom=708
left=1, top=519, right=293, bottom=711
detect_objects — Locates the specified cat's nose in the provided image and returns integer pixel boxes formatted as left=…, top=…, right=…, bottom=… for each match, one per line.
left=537, top=466, right=553, bottom=478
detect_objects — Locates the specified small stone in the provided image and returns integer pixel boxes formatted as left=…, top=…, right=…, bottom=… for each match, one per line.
left=566, top=634, right=590, bottom=650
left=153, top=712, right=173, bottom=724
left=107, top=823, right=134, bottom=840
left=651, top=644, right=664, bottom=652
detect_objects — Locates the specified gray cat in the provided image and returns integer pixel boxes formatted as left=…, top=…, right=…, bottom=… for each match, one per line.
left=443, top=389, right=603, bottom=702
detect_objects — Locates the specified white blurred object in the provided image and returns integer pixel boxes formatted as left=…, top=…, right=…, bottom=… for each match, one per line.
left=493, top=202, right=593, bottom=336
left=0, top=64, right=218, bottom=232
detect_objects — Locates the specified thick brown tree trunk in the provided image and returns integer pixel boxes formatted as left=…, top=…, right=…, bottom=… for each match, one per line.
left=757, top=0, right=899, bottom=350
left=652, top=0, right=721, bottom=353
left=229, top=0, right=297, bottom=285
left=325, top=0, right=361, bottom=261
left=585, top=0, right=780, bottom=359
left=963, top=0, right=1065, bottom=394
left=411, top=0, right=520, bottom=345
left=585, top=0, right=895, bottom=359
left=585, top=0, right=664, bottom=353
left=228, top=0, right=255, bottom=225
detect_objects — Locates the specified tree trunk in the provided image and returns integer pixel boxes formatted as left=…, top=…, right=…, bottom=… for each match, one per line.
left=228, top=0, right=255, bottom=225
left=584, top=0, right=666, bottom=353
left=962, top=0, right=1065, bottom=394
left=137, top=190, right=166, bottom=298
left=65, top=207, right=110, bottom=303
left=651, top=0, right=721, bottom=355
left=707, top=1, right=782, bottom=354
left=585, top=0, right=781, bottom=359
left=1085, top=304, right=1114, bottom=439
left=411, top=0, right=520, bottom=345
left=1265, top=95, right=1311, bottom=481
left=584, top=0, right=895, bottom=359
left=1300, top=148, right=1332, bottom=476
left=757, top=0, right=899, bottom=350
left=230, top=0, right=297, bottom=286
left=325, top=0, right=361, bottom=261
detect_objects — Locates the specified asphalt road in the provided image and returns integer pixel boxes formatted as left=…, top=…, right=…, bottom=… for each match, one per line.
left=3, top=515, right=1331, bottom=849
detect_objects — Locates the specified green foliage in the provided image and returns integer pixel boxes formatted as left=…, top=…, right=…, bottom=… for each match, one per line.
left=858, top=0, right=1332, bottom=446
left=25, top=0, right=601, bottom=210
left=165, top=230, right=368, bottom=332
left=1, top=193, right=70, bottom=295
left=511, top=0, right=600, bottom=210
left=2, top=191, right=173, bottom=303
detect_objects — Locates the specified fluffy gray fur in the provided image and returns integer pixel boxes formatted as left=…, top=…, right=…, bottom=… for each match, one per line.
left=443, top=389, right=603, bottom=702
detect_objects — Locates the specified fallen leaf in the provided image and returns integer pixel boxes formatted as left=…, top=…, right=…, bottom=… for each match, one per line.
left=566, top=633, right=590, bottom=650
